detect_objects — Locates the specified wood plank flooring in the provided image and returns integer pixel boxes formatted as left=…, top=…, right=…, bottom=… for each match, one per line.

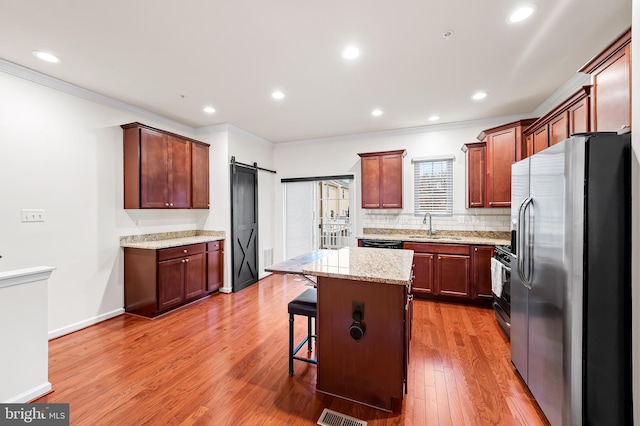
left=35, top=274, right=549, bottom=425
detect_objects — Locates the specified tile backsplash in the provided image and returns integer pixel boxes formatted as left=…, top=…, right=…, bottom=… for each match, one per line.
left=362, top=208, right=511, bottom=232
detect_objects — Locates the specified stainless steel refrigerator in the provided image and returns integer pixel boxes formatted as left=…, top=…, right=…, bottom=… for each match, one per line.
left=510, top=132, right=632, bottom=425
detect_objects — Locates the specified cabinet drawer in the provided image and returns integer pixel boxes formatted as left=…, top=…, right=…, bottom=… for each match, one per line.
left=158, top=243, right=206, bottom=261
left=403, top=242, right=470, bottom=255
left=207, top=240, right=223, bottom=251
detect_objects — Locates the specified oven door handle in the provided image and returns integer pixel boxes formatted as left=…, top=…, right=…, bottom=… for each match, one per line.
left=517, top=196, right=533, bottom=289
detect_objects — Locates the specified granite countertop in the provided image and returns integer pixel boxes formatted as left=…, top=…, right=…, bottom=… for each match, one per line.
left=302, top=247, right=414, bottom=286
left=120, top=230, right=225, bottom=249
left=358, top=228, right=510, bottom=246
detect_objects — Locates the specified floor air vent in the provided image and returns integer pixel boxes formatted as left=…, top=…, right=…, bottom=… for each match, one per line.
left=317, top=408, right=367, bottom=426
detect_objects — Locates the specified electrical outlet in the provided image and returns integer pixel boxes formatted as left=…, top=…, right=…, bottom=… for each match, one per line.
left=21, top=209, right=45, bottom=222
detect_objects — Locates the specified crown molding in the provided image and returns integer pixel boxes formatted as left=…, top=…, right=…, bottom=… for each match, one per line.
left=0, top=57, right=195, bottom=134
left=195, top=123, right=230, bottom=134
left=532, top=72, right=591, bottom=118
left=196, top=122, right=274, bottom=146
left=275, top=113, right=534, bottom=148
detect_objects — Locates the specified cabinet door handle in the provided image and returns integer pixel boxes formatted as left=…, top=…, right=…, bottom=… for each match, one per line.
left=181, top=259, right=186, bottom=263
left=165, top=203, right=169, bottom=206
left=170, top=203, right=174, bottom=207
left=183, top=249, right=188, bottom=253
left=185, top=259, right=189, bottom=262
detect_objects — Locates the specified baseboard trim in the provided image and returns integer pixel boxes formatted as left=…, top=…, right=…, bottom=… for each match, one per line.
left=219, top=287, right=232, bottom=294
left=48, top=308, right=125, bottom=340
left=5, top=382, right=52, bottom=403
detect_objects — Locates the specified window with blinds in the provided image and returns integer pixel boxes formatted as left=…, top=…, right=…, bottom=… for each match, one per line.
left=413, top=157, right=453, bottom=215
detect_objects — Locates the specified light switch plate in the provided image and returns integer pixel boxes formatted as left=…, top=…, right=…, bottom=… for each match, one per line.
left=21, top=209, right=45, bottom=222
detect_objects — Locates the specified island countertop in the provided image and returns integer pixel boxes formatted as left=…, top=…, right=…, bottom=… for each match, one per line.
left=301, top=247, right=414, bottom=285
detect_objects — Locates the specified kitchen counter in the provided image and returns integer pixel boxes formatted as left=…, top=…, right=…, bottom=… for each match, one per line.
left=302, top=247, right=413, bottom=286
left=358, top=228, right=510, bottom=246
left=120, top=230, right=225, bottom=249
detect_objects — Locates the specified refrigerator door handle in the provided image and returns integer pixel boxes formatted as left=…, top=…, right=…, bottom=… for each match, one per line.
left=517, top=196, right=533, bottom=289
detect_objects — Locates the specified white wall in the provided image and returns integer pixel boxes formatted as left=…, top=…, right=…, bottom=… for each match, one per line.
left=272, top=120, right=522, bottom=264
left=0, top=71, right=231, bottom=337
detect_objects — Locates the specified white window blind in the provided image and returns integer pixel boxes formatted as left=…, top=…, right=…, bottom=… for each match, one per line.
left=414, top=158, right=453, bottom=215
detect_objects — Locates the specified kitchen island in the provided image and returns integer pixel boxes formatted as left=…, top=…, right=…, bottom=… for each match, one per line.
left=302, top=247, right=414, bottom=412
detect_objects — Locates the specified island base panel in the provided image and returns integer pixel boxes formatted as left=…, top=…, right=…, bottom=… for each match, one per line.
left=316, top=276, right=405, bottom=412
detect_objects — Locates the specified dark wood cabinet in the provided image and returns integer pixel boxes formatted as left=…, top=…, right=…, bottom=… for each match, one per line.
left=207, top=240, right=224, bottom=292
left=404, top=243, right=473, bottom=300
left=479, top=120, right=536, bottom=208
left=463, top=142, right=486, bottom=208
left=523, top=86, right=591, bottom=158
left=124, top=241, right=220, bottom=318
left=410, top=252, right=434, bottom=295
left=524, top=133, right=534, bottom=160
left=191, top=142, right=210, bottom=209
left=436, top=253, right=470, bottom=298
left=471, top=245, right=494, bottom=300
left=533, top=125, right=549, bottom=155
left=404, top=242, right=493, bottom=305
left=358, top=150, right=406, bottom=209
left=569, top=96, right=590, bottom=134
left=549, top=112, right=568, bottom=147
left=580, top=28, right=631, bottom=133
left=122, top=122, right=210, bottom=209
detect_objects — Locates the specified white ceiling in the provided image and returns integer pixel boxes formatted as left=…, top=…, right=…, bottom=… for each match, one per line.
left=0, top=0, right=632, bottom=143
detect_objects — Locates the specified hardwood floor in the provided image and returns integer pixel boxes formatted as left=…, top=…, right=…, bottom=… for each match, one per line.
left=36, top=274, right=548, bottom=425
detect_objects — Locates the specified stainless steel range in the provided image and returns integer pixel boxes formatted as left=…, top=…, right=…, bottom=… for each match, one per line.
left=492, top=244, right=511, bottom=339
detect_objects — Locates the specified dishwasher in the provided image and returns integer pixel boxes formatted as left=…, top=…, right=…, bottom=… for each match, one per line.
left=359, top=239, right=404, bottom=249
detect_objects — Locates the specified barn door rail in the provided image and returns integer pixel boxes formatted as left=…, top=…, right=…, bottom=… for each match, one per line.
left=230, top=156, right=277, bottom=174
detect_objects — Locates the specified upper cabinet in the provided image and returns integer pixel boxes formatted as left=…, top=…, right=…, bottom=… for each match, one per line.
left=579, top=28, right=631, bottom=133
left=358, top=150, right=406, bottom=209
left=191, top=142, right=210, bottom=209
left=462, top=142, right=486, bottom=208
left=476, top=119, right=536, bottom=208
left=122, top=122, right=210, bottom=209
left=523, top=86, right=591, bottom=157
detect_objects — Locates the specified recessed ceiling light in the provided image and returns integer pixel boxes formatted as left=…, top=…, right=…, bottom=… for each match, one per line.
left=203, top=106, right=216, bottom=114
left=509, top=5, right=536, bottom=23
left=32, top=50, right=61, bottom=63
left=428, top=115, right=440, bottom=121
left=272, top=91, right=285, bottom=100
left=472, top=91, right=488, bottom=100
left=371, top=109, right=383, bottom=117
left=342, top=45, right=361, bottom=60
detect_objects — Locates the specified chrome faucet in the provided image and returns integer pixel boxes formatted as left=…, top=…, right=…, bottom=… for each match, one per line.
left=422, top=212, right=435, bottom=235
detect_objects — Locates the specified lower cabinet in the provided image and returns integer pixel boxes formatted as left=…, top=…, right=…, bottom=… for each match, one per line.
left=471, top=245, right=494, bottom=301
left=124, top=240, right=223, bottom=317
left=404, top=242, right=492, bottom=304
left=207, top=240, right=224, bottom=292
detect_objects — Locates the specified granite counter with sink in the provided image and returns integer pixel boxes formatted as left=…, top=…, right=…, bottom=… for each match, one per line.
left=358, top=228, right=510, bottom=246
